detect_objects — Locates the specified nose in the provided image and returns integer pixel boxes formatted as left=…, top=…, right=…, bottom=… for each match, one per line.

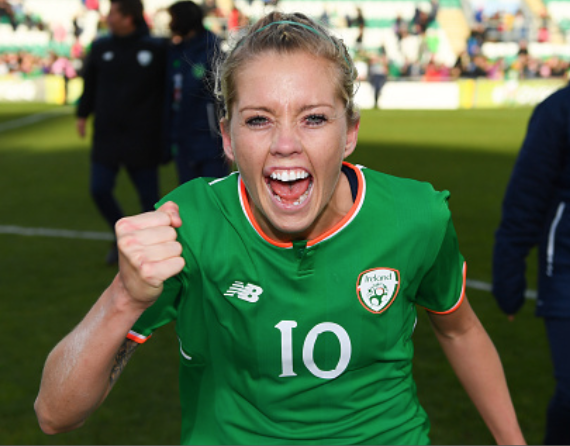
left=269, top=124, right=302, bottom=158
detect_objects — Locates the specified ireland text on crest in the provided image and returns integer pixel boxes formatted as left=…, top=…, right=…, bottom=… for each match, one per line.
left=357, top=268, right=400, bottom=314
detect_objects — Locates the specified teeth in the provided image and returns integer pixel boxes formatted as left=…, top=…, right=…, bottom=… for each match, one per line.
left=270, top=170, right=309, bottom=182
left=292, top=185, right=311, bottom=206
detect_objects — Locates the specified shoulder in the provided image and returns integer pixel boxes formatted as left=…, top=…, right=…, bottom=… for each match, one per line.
left=519, top=86, right=570, bottom=138
left=205, top=30, right=221, bottom=46
left=361, top=166, right=452, bottom=230
left=546, top=84, right=570, bottom=102
left=158, top=174, right=240, bottom=243
left=191, top=30, right=221, bottom=54
left=536, top=85, right=570, bottom=114
left=139, top=35, right=168, bottom=55
left=363, top=167, right=449, bottom=209
left=158, top=173, right=238, bottom=212
left=90, top=35, right=112, bottom=51
left=141, top=34, right=168, bottom=47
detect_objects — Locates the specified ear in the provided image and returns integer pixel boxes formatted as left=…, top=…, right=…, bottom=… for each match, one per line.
left=220, top=118, right=235, bottom=163
left=343, top=118, right=360, bottom=159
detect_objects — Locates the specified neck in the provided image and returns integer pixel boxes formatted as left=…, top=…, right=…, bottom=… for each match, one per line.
left=114, top=25, right=137, bottom=37
left=184, top=29, right=199, bottom=40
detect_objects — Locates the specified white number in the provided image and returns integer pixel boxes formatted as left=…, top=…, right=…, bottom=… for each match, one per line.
left=275, top=320, right=352, bottom=380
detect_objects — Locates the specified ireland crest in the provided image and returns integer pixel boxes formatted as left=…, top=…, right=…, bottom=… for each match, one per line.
left=357, top=268, right=400, bottom=314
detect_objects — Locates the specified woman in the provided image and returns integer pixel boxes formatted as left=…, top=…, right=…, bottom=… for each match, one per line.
left=35, top=11, right=525, bottom=445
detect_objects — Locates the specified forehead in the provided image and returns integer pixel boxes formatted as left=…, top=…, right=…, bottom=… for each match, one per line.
left=233, top=51, right=341, bottom=109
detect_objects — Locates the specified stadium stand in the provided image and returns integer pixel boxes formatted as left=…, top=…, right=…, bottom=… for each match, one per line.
left=544, top=0, right=570, bottom=40
left=233, top=0, right=462, bottom=66
left=1, top=0, right=566, bottom=61
left=1, top=0, right=569, bottom=84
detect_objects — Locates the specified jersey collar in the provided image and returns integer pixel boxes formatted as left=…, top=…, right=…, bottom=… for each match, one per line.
left=238, top=162, right=366, bottom=248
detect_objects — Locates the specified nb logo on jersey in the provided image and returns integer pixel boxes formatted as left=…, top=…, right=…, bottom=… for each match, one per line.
left=224, top=281, right=263, bottom=303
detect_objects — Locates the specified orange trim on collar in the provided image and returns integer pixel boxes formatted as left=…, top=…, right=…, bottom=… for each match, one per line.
left=307, top=162, right=365, bottom=247
left=240, top=179, right=292, bottom=248
left=239, top=162, right=365, bottom=248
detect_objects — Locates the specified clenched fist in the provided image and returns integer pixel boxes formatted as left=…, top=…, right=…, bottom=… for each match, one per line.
left=115, top=201, right=185, bottom=308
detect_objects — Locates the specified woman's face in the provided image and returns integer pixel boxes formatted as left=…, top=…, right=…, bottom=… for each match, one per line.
left=221, top=50, right=359, bottom=242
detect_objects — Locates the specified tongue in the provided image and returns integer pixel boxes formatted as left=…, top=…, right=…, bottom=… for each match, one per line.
left=270, top=178, right=311, bottom=203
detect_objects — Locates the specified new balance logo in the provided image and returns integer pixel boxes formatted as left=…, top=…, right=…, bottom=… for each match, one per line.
left=224, top=281, right=263, bottom=303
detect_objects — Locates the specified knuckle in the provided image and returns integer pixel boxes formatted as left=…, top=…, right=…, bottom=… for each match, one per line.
left=115, top=217, right=134, bottom=235
left=139, top=261, right=157, bottom=284
left=117, top=234, right=136, bottom=252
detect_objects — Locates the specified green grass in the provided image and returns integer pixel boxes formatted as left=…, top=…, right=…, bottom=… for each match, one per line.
left=0, top=103, right=551, bottom=444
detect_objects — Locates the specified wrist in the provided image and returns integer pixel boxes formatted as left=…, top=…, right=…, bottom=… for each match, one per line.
left=110, top=274, right=153, bottom=316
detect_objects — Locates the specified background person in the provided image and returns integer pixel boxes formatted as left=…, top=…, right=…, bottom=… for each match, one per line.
left=76, top=0, right=167, bottom=264
left=36, top=12, right=525, bottom=445
left=164, top=0, right=228, bottom=185
left=493, top=84, right=570, bottom=445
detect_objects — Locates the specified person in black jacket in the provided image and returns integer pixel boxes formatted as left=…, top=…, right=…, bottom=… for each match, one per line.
left=493, top=84, right=570, bottom=445
left=77, top=0, right=167, bottom=264
left=164, top=0, right=228, bottom=185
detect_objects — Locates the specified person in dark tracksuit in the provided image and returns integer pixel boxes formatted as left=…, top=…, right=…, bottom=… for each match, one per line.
left=77, top=0, right=167, bottom=264
left=164, top=0, right=228, bottom=185
left=493, top=84, right=570, bottom=445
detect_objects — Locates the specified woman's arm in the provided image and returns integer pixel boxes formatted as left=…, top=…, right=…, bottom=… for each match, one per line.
left=427, top=295, right=526, bottom=445
left=34, top=202, right=184, bottom=434
left=34, top=276, right=145, bottom=434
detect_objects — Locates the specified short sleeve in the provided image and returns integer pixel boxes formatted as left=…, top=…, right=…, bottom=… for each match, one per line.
left=127, top=275, right=183, bottom=344
left=415, top=217, right=467, bottom=314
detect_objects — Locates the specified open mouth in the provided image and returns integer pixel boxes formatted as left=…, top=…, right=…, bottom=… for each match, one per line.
left=266, top=169, right=313, bottom=207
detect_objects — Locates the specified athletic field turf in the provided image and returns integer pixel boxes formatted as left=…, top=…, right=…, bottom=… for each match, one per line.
left=0, top=102, right=552, bottom=444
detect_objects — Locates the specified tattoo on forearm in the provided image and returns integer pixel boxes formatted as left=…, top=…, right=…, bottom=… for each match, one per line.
left=110, top=339, right=138, bottom=387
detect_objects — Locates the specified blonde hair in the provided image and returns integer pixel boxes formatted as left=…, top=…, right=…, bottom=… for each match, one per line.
left=215, top=11, right=359, bottom=125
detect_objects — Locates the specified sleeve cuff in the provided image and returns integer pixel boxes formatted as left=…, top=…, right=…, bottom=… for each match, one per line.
left=425, top=261, right=467, bottom=315
left=126, top=330, right=152, bottom=344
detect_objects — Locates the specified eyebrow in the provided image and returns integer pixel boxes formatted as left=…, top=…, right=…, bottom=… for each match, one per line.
left=238, top=103, right=336, bottom=115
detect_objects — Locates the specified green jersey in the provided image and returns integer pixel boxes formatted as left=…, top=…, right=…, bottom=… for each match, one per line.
left=128, top=162, right=466, bottom=445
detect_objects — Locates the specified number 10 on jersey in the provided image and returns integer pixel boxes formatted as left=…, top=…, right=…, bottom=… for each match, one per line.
left=275, top=321, right=352, bottom=380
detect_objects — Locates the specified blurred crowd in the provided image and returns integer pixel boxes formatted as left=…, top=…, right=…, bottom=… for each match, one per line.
left=351, top=1, right=569, bottom=83
left=366, top=42, right=570, bottom=82
left=473, top=7, right=530, bottom=43
left=0, top=0, right=47, bottom=31
left=0, top=0, right=569, bottom=84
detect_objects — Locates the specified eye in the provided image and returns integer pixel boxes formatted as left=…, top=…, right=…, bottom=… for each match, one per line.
left=304, top=114, right=328, bottom=126
left=245, top=115, right=269, bottom=128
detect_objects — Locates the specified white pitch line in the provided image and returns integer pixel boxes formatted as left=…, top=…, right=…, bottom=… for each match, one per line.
left=0, top=224, right=539, bottom=300
left=0, top=225, right=114, bottom=241
left=0, top=107, right=73, bottom=133
left=466, top=278, right=537, bottom=300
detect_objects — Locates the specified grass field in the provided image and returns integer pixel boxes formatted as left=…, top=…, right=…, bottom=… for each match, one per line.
left=0, top=102, right=553, bottom=444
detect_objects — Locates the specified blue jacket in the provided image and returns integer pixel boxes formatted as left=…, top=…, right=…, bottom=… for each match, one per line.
left=493, top=84, right=570, bottom=317
left=164, top=29, right=223, bottom=162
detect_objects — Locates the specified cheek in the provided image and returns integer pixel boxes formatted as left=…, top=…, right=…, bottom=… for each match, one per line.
left=232, top=129, right=269, bottom=166
left=232, top=146, right=258, bottom=182
left=310, top=132, right=347, bottom=166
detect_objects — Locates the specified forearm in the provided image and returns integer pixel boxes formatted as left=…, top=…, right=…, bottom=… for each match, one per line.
left=34, top=275, right=144, bottom=434
left=35, top=202, right=185, bottom=434
left=435, top=322, right=525, bottom=444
